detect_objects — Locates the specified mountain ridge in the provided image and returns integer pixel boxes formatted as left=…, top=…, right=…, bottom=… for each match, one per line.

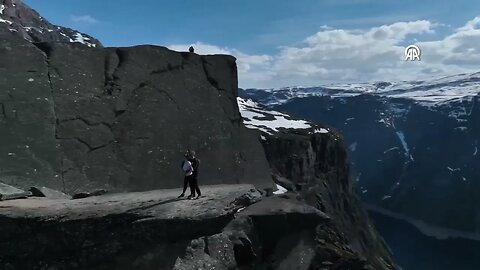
left=0, top=0, right=101, bottom=47
left=243, top=71, right=480, bottom=108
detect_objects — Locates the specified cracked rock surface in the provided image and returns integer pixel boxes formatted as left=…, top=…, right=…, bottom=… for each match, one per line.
left=0, top=40, right=272, bottom=194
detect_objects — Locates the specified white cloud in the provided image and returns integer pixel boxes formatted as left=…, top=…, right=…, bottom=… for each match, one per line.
left=168, top=17, right=480, bottom=88
left=71, top=15, right=99, bottom=24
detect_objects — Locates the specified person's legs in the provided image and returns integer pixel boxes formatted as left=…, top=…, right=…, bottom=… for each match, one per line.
left=193, top=177, right=201, bottom=197
left=188, top=175, right=196, bottom=198
left=178, top=176, right=189, bottom=198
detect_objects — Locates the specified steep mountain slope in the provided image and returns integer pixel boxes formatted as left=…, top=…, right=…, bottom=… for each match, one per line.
left=240, top=74, right=480, bottom=234
left=238, top=98, right=398, bottom=269
left=0, top=0, right=101, bottom=47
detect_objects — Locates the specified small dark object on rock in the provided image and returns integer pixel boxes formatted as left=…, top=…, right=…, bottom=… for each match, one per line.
left=72, top=189, right=108, bottom=200
left=189, top=46, right=194, bottom=53
left=72, top=192, right=91, bottom=200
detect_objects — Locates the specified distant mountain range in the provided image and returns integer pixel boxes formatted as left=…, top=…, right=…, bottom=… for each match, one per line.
left=239, top=72, right=480, bottom=235
left=242, top=72, right=480, bottom=107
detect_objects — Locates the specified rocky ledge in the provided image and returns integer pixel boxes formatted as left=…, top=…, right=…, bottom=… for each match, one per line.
left=0, top=184, right=386, bottom=270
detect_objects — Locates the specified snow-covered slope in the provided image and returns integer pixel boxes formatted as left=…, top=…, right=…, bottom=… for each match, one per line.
left=237, top=97, right=329, bottom=135
left=242, top=72, right=480, bottom=107
left=0, top=0, right=101, bottom=47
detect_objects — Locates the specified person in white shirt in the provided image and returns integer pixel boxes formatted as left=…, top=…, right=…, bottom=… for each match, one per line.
left=178, top=152, right=195, bottom=199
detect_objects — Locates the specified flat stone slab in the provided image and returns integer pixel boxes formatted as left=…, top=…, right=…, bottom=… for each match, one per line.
left=0, top=182, right=31, bottom=201
left=0, top=184, right=262, bottom=221
left=239, top=196, right=330, bottom=220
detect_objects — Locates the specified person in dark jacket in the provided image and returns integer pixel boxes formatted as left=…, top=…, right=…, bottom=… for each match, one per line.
left=178, top=153, right=195, bottom=199
left=188, top=150, right=201, bottom=198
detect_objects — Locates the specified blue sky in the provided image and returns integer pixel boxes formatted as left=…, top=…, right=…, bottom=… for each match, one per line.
left=23, top=0, right=480, bottom=88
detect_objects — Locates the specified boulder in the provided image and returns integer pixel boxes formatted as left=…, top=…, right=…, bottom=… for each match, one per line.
left=29, top=186, right=70, bottom=199
left=0, top=182, right=30, bottom=201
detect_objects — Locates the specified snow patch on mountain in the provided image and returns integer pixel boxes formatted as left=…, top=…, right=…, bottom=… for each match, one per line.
left=273, top=184, right=288, bottom=195
left=59, top=32, right=73, bottom=42
left=447, top=167, right=461, bottom=173
left=314, top=128, right=329, bottom=134
left=0, top=18, right=11, bottom=25
left=396, top=131, right=414, bottom=162
left=349, top=142, right=358, bottom=152
left=237, top=97, right=329, bottom=135
left=384, top=147, right=400, bottom=154
left=74, top=32, right=96, bottom=48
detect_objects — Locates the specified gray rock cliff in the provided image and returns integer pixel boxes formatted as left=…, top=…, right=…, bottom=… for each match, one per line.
left=0, top=38, right=273, bottom=193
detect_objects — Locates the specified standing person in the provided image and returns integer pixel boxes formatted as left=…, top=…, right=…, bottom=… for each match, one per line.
left=188, top=150, right=202, bottom=199
left=178, top=153, right=195, bottom=199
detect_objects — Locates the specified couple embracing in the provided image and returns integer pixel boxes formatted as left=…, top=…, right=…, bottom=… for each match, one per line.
left=178, top=150, right=201, bottom=199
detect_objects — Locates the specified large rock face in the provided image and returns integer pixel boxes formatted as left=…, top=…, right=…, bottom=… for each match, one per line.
left=262, top=130, right=395, bottom=268
left=0, top=0, right=272, bottom=193
left=0, top=0, right=101, bottom=47
left=0, top=40, right=273, bottom=193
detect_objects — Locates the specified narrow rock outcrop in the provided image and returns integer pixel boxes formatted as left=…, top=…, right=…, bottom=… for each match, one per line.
left=0, top=185, right=389, bottom=270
